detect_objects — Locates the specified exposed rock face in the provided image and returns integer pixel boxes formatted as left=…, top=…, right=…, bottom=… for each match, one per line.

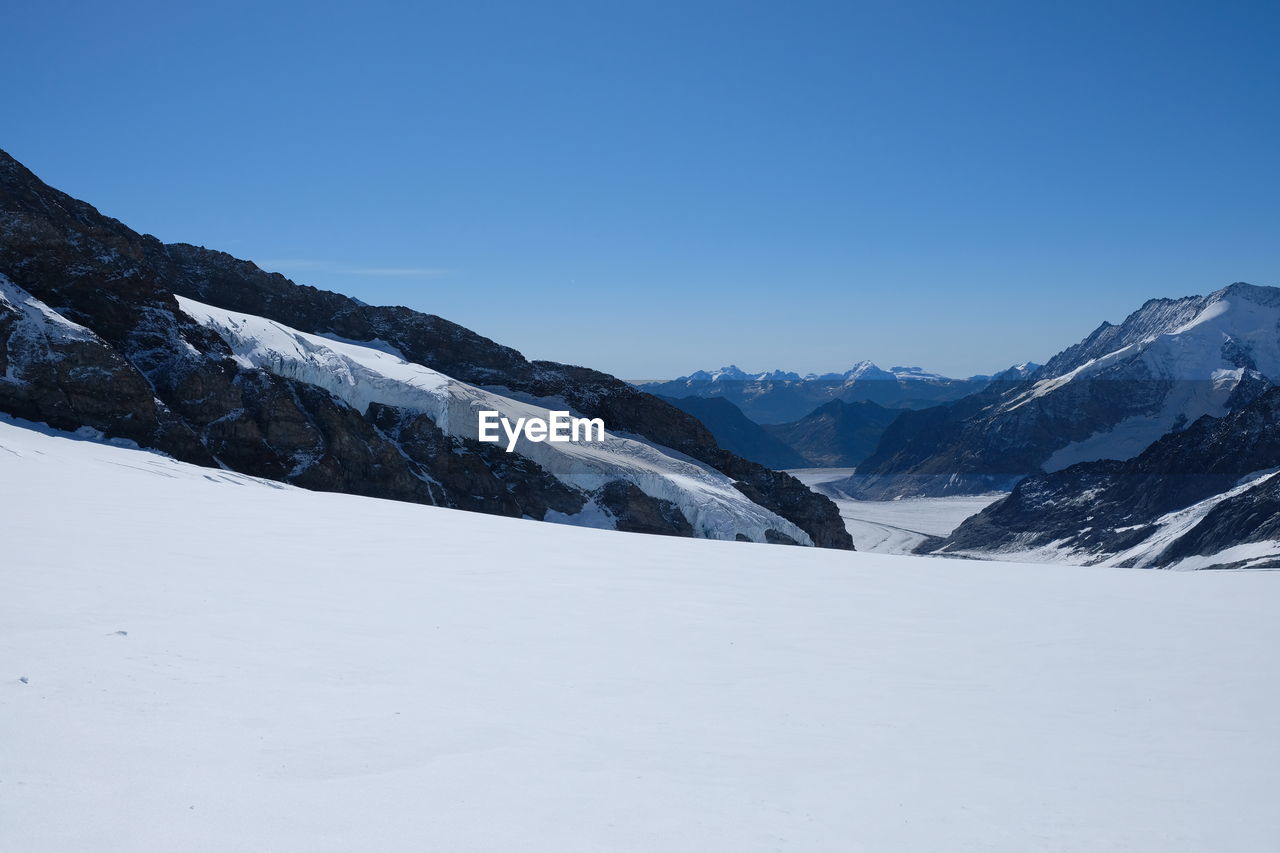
left=847, top=286, right=1280, bottom=500
left=926, top=386, right=1280, bottom=567
left=597, top=480, right=695, bottom=537
left=0, top=274, right=186, bottom=451
left=0, top=148, right=851, bottom=548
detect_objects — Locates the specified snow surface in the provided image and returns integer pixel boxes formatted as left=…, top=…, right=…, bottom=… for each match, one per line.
left=789, top=468, right=1003, bottom=553
left=826, top=495, right=1005, bottom=553
left=4, top=417, right=1278, bottom=852
left=175, top=296, right=810, bottom=545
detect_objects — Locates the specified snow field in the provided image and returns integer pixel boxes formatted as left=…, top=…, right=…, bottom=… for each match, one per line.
left=3, top=418, right=1279, bottom=852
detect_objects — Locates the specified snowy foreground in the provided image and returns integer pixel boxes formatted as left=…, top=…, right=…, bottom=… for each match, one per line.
left=3, top=419, right=1279, bottom=852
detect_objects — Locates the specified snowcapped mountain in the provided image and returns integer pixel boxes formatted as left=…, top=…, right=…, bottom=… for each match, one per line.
left=0, top=148, right=850, bottom=548
left=685, top=364, right=804, bottom=382
left=6, top=413, right=1279, bottom=851
left=925, top=385, right=1280, bottom=569
left=848, top=283, right=1280, bottom=499
left=671, top=361, right=955, bottom=386
left=638, top=361, right=1004, bottom=424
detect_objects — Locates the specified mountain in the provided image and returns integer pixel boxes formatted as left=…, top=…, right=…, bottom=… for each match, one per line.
left=0, top=149, right=851, bottom=548
left=6, top=413, right=1278, bottom=851
left=922, top=385, right=1280, bottom=569
left=763, top=399, right=903, bottom=467
left=845, top=284, right=1279, bottom=499
left=659, top=395, right=809, bottom=469
left=637, top=362, right=1003, bottom=424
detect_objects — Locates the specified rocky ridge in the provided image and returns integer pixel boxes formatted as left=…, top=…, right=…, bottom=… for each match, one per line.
left=0, top=149, right=850, bottom=548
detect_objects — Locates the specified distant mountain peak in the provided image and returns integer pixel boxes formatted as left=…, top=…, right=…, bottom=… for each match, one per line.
left=667, top=362, right=961, bottom=385
left=638, top=362, right=1003, bottom=424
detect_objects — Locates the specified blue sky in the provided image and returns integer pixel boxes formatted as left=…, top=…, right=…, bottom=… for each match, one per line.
left=7, top=0, right=1278, bottom=378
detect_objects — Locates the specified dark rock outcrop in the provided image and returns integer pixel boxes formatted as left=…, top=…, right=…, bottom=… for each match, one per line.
left=0, top=277, right=192, bottom=452
left=598, top=480, right=695, bottom=537
left=0, top=148, right=851, bottom=548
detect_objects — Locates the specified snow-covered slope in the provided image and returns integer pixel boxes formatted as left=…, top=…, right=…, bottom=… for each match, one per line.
left=3, top=416, right=1278, bottom=852
left=940, top=468, right=1280, bottom=569
left=1008, top=283, right=1280, bottom=471
left=926, top=384, right=1280, bottom=569
left=176, top=297, right=811, bottom=545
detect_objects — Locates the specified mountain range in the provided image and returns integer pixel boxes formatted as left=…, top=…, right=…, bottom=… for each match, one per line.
left=656, top=279, right=1280, bottom=569
left=4, top=146, right=1280, bottom=570
left=653, top=363, right=1040, bottom=470
left=830, top=281, right=1280, bottom=569
left=638, top=362, right=1038, bottom=424
left=844, top=282, right=1280, bottom=500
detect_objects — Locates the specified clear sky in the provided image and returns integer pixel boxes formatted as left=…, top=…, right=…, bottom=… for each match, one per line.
left=6, top=0, right=1278, bottom=379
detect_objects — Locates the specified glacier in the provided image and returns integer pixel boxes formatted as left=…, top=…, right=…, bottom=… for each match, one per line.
left=176, top=296, right=812, bottom=545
